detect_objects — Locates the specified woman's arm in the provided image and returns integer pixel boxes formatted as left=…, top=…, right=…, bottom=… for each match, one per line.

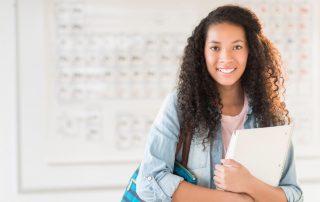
left=214, top=159, right=287, bottom=202
left=245, top=177, right=287, bottom=202
left=214, top=157, right=303, bottom=202
left=172, top=181, right=254, bottom=202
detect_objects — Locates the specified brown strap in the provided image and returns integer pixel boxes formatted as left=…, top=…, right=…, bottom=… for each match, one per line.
left=175, top=130, right=184, bottom=157
left=181, top=130, right=192, bottom=167
left=175, top=128, right=192, bottom=168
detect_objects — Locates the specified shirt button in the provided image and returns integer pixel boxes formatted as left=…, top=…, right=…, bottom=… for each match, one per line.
left=147, top=176, right=152, bottom=181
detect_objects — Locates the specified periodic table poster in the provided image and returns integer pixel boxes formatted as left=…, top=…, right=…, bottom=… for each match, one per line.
left=45, top=0, right=195, bottom=163
left=18, top=0, right=319, bottom=191
left=45, top=0, right=319, bottom=163
left=244, top=0, right=320, bottom=157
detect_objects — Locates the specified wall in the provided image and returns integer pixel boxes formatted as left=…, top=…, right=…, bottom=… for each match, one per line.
left=0, top=0, right=319, bottom=201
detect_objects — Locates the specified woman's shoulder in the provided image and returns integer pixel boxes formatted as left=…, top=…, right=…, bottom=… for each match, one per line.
left=160, top=89, right=179, bottom=110
left=154, top=89, right=182, bottom=124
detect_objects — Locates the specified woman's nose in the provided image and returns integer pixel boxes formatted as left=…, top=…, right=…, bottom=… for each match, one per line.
left=218, top=49, right=233, bottom=63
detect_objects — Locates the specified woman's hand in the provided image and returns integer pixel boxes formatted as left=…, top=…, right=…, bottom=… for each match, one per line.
left=213, top=159, right=255, bottom=194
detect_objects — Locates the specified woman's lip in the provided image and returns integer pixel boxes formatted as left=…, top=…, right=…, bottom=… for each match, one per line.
left=216, top=68, right=237, bottom=71
left=217, top=67, right=236, bottom=69
left=217, top=68, right=237, bottom=74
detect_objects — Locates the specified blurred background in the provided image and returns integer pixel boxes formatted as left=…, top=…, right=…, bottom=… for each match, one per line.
left=0, top=0, right=319, bottom=201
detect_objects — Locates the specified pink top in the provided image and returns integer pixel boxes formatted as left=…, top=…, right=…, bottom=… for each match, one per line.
left=221, top=94, right=248, bottom=158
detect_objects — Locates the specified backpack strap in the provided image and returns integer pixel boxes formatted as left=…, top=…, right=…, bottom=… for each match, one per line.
left=175, top=128, right=192, bottom=168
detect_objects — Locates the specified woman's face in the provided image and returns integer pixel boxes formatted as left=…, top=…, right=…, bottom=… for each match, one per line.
left=204, top=22, right=249, bottom=89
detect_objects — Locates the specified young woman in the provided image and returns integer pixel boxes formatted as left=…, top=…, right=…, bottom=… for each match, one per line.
left=136, top=5, right=303, bottom=202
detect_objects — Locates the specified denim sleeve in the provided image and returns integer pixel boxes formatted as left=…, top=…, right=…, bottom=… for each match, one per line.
left=279, top=142, right=304, bottom=202
left=136, top=92, right=184, bottom=202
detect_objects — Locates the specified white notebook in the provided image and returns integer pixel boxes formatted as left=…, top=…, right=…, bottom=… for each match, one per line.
left=225, top=124, right=293, bottom=186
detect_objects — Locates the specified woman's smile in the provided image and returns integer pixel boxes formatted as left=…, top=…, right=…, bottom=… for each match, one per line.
left=217, top=67, right=237, bottom=74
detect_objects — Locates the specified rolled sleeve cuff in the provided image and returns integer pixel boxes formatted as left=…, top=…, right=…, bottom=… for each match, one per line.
left=141, top=172, right=184, bottom=202
left=158, top=173, right=184, bottom=199
left=279, top=185, right=304, bottom=202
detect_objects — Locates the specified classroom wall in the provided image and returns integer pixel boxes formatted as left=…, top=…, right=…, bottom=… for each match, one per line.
left=0, top=0, right=319, bottom=201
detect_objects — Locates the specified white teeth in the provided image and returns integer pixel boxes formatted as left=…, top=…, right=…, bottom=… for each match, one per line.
left=218, top=68, right=236, bottom=74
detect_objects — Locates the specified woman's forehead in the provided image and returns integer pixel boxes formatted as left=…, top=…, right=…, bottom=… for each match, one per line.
left=206, top=23, right=247, bottom=43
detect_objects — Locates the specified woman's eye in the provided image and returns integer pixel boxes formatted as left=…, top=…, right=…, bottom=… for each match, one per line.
left=234, top=45, right=242, bottom=50
left=210, top=46, right=220, bottom=51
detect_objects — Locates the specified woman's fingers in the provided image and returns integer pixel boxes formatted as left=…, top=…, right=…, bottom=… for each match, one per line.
left=213, top=176, right=224, bottom=189
left=221, top=159, right=241, bottom=167
left=214, top=164, right=225, bottom=172
left=213, top=168, right=223, bottom=178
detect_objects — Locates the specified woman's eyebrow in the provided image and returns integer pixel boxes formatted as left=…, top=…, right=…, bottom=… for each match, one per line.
left=208, top=41, right=220, bottom=44
left=232, top=40, right=245, bottom=43
left=208, top=39, right=245, bottom=44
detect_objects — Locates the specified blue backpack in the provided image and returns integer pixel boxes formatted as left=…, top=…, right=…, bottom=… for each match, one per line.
left=121, top=132, right=197, bottom=202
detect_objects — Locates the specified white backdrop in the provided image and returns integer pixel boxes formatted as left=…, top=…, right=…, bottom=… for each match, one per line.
left=1, top=0, right=320, bottom=201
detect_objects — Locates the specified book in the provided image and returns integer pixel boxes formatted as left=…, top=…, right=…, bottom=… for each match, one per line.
left=225, top=124, right=294, bottom=186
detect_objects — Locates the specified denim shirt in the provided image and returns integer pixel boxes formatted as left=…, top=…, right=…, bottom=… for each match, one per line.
left=136, top=91, right=303, bottom=202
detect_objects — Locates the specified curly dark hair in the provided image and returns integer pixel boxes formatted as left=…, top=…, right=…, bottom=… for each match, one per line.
left=177, top=5, right=290, bottom=142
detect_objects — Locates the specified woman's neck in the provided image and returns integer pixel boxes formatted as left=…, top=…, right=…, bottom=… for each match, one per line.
left=217, top=83, right=244, bottom=115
